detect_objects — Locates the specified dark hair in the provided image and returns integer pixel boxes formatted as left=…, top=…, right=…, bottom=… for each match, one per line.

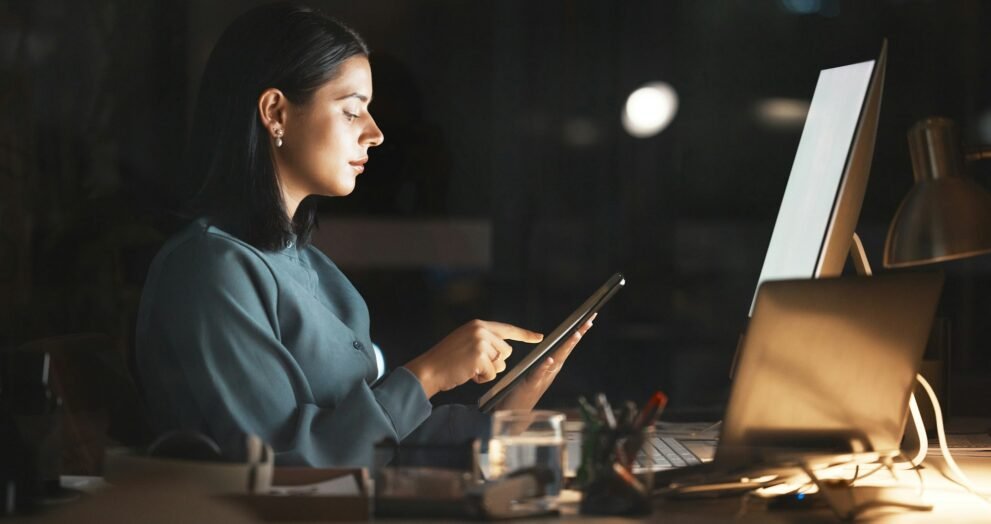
left=184, top=1, right=369, bottom=250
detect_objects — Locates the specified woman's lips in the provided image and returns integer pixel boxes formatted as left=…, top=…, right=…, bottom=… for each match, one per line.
left=349, top=158, right=367, bottom=174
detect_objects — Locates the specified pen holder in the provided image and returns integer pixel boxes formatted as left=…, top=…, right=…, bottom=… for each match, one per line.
left=578, top=424, right=654, bottom=516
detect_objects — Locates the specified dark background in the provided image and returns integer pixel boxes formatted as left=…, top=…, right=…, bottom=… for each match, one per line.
left=2, top=0, right=990, bottom=422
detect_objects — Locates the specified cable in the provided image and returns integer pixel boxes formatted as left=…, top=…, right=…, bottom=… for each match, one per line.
left=916, top=373, right=991, bottom=503
left=736, top=475, right=814, bottom=519
left=883, top=458, right=900, bottom=483
left=740, top=452, right=919, bottom=519
left=902, top=393, right=928, bottom=468
left=909, top=454, right=926, bottom=497
left=799, top=463, right=842, bottom=518
left=801, top=461, right=932, bottom=520
left=883, top=453, right=926, bottom=497
left=850, top=463, right=887, bottom=485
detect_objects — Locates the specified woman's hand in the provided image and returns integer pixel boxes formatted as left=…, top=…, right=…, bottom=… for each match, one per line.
left=495, top=314, right=595, bottom=411
left=404, top=320, right=544, bottom=398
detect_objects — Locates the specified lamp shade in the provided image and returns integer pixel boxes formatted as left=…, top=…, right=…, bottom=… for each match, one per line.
left=884, top=117, right=991, bottom=268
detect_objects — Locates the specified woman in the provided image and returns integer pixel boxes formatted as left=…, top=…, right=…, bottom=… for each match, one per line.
left=135, top=2, right=593, bottom=468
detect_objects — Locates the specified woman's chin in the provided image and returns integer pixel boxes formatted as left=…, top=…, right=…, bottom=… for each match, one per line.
left=318, top=183, right=356, bottom=198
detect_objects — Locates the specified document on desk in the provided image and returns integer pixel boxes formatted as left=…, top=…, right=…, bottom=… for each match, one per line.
left=268, top=474, right=362, bottom=496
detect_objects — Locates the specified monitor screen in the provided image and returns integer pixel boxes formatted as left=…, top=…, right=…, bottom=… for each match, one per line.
left=751, top=45, right=886, bottom=315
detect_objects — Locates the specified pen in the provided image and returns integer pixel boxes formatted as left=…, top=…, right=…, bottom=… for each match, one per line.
left=622, top=401, right=638, bottom=430
left=595, top=393, right=617, bottom=430
left=634, top=391, right=668, bottom=431
left=578, top=396, right=597, bottom=422
left=619, top=391, right=668, bottom=470
left=611, top=461, right=647, bottom=497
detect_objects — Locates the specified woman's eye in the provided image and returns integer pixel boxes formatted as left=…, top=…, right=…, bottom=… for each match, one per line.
left=344, top=111, right=358, bottom=122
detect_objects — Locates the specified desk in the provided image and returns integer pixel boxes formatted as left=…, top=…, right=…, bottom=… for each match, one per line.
left=6, top=455, right=989, bottom=523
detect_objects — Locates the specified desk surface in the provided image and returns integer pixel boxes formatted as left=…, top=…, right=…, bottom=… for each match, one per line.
left=7, top=455, right=989, bottom=523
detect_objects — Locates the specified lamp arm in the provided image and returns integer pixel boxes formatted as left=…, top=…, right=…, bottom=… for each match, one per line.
left=850, top=232, right=873, bottom=276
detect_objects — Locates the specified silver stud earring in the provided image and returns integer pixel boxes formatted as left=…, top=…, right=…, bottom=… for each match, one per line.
left=274, top=128, right=284, bottom=148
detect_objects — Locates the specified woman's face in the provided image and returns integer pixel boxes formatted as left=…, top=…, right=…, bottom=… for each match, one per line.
left=278, top=55, right=383, bottom=203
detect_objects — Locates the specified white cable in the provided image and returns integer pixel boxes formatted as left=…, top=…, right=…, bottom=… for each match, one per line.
left=802, top=461, right=932, bottom=520
left=916, top=373, right=991, bottom=502
left=901, top=393, right=928, bottom=468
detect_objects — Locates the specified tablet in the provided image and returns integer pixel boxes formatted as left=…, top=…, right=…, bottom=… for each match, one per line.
left=478, top=272, right=625, bottom=413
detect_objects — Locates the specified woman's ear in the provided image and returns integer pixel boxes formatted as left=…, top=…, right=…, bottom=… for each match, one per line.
left=258, top=88, right=288, bottom=136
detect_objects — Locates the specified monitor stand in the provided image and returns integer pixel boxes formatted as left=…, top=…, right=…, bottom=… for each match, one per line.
left=850, top=232, right=873, bottom=276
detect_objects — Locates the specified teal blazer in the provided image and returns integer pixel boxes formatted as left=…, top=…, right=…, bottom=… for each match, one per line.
left=135, top=218, right=489, bottom=467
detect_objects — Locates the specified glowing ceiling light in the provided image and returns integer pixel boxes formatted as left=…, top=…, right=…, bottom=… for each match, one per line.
left=622, top=82, right=679, bottom=138
left=755, top=98, right=810, bottom=129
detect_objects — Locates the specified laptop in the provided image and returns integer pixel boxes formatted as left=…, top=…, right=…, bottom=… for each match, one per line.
left=645, top=272, right=944, bottom=487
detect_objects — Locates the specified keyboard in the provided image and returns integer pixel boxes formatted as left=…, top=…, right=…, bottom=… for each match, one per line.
left=565, top=429, right=702, bottom=476
left=634, top=434, right=703, bottom=471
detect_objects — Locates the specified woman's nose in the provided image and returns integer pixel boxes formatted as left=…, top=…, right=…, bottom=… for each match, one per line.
left=363, top=116, right=384, bottom=147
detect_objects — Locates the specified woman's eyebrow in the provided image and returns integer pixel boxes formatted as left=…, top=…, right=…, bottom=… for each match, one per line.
left=336, top=92, right=370, bottom=103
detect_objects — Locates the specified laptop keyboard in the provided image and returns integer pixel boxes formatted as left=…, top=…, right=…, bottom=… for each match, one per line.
left=637, top=435, right=702, bottom=470
left=565, top=430, right=702, bottom=474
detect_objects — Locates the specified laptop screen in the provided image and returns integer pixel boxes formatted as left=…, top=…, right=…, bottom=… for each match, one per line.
left=720, top=273, right=943, bottom=467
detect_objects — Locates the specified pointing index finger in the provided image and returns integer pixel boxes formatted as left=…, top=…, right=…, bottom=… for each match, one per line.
left=482, top=321, right=544, bottom=343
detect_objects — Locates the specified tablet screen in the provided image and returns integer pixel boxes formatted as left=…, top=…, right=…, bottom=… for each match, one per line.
left=478, top=272, right=625, bottom=413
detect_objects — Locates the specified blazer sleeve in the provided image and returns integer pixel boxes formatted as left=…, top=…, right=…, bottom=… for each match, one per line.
left=136, top=236, right=432, bottom=468
left=402, top=404, right=492, bottom=447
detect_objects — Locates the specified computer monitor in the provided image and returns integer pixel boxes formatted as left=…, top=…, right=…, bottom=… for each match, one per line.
left=751, top=42, right=888, bottom=315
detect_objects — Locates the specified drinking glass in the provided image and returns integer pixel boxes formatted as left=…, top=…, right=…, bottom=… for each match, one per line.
left=487, top=410, right=566, bottom=510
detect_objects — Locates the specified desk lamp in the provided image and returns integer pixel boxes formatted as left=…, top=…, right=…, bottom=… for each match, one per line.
left=881, top=116, right=991, bottom=456
left=884, top=117, right=991, bottom=268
